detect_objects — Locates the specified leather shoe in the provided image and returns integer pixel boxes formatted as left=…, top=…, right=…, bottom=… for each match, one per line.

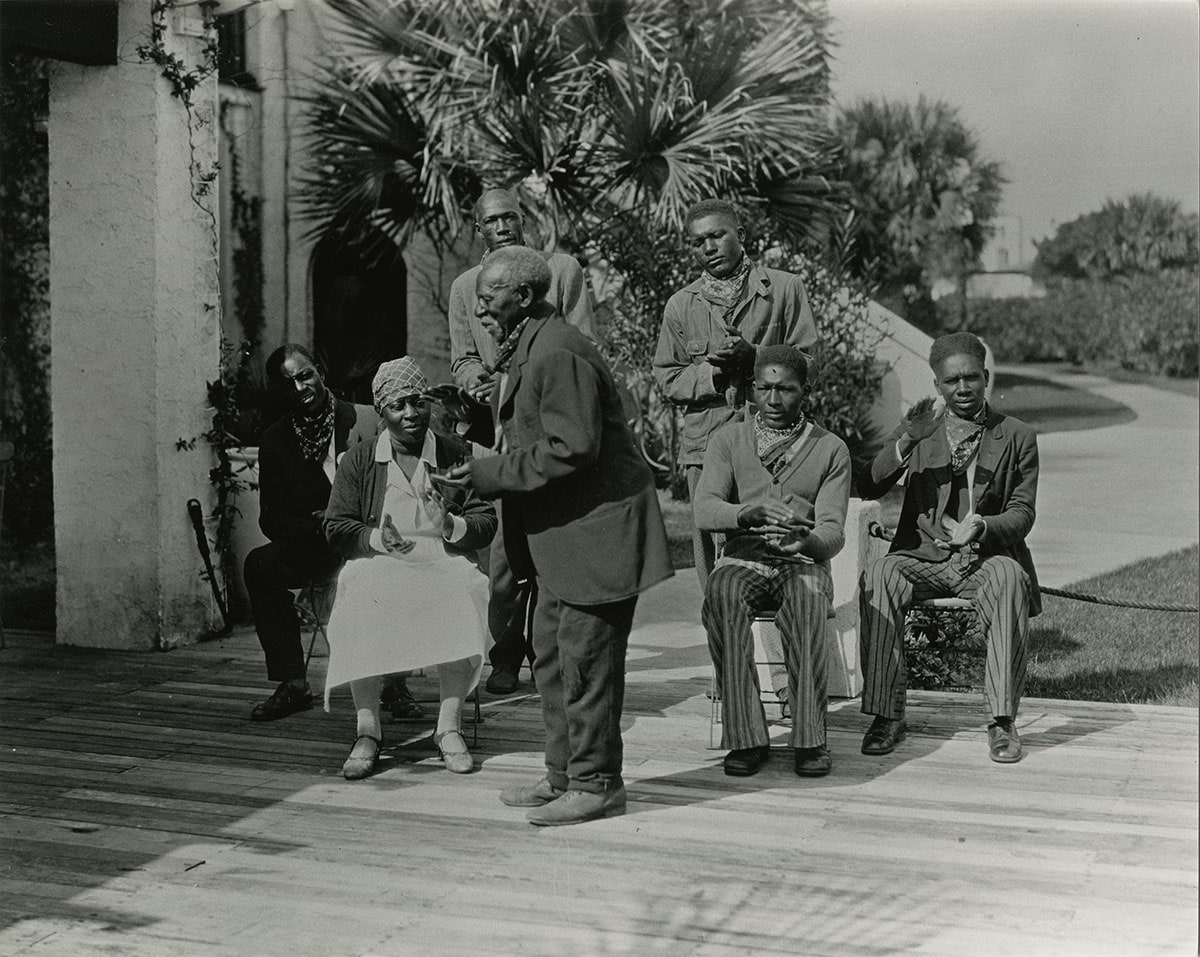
left=526, top=786, right=626, bottom=826
left=250, top=682, right=313, bottom=721
left=723, top=745, right=770, bottom=776
left=500, top=777, right=566, bottom=807
left=433, top=728, right=474, bottom=774
left=342, top=734, right=382, bottom=780
left=987, top=717, right=1023, bottom=763
left=861, top=715, right=906, bottom=755
left=382, top=678, right=424, bottom=721
left=485, top=668, right=520, bottom=695
left=794, top=745, right=832, bottom=777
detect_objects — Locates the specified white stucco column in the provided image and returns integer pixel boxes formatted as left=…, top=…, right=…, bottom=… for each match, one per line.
left=49, top=0, right=220, bottom=649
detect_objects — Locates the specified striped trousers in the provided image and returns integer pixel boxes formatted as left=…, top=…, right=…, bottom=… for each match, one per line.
left=859, top=551, right=1030, bottom=721
left=702, top=561, right=832, bottom=750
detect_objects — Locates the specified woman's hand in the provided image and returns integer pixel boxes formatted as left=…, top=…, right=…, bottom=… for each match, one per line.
left=421, top=484, right=447, bottom=526
left=380, top=515, right=416, bottom=556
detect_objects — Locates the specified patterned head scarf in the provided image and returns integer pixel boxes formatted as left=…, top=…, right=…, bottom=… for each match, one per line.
left=371, top=357, right=428, bottom=413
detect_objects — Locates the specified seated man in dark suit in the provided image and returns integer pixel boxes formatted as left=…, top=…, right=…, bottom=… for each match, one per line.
left=695, top=346, right=850, bottom=779
left=243, top=344, right=379, bottom=721
left=858, top=332, right=1040, bottom=763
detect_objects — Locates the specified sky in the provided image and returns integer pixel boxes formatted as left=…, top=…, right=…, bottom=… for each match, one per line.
left=828, top=0, right=1200, bottom=263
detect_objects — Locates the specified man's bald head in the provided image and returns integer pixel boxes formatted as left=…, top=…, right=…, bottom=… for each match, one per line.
left=473, top=188, right=526, bottom=252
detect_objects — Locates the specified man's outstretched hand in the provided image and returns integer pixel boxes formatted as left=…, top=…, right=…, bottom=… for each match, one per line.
left=899, top=396, right=945, bottom=453
left=436, top=463, right=474, bottom=492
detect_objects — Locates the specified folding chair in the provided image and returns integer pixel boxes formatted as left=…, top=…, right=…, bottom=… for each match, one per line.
left=0, top=441, right=13, bottom=650
left=298, top=581, right=336, bottom=669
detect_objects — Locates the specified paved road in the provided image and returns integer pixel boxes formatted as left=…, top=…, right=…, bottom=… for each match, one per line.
left=1014, top=366, right=1199, bottom=589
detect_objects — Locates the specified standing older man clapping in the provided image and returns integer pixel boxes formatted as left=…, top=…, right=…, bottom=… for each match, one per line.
left=443, top=246, right=673, bottom=827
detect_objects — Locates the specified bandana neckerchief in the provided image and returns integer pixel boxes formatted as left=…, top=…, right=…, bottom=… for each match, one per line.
left=754, top=411, right=808, bottom=475
left=699, top=253, right=752, bottom=310
left=485, top=317, right=531, bottom=375
left=293, top=393, right=335, bottom=465
left=944, top=404, right=987, bottom=474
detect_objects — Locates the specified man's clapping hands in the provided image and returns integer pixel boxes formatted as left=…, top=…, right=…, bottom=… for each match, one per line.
left=737, top=502, right=815, bottom=556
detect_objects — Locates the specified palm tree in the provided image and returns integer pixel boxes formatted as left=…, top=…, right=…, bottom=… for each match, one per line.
left=1033, top=193, right=1200, bottom=281
left=299, top=0, right=842, bottom=326
left=837, top=95, right=1004, bottom=327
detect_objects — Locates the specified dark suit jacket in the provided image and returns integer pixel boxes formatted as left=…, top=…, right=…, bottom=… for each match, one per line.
left=469, top=308, right=674, bottom=605
left=257, top=399, right=380, bottom=555
left=324, top=430, right=496, bottom=568
left=859, top=406, right=1042, bottom=616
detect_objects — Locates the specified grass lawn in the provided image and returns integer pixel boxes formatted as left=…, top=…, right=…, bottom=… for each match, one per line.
left=1026, top=546, right=1199, bottom=707
left=991, top=368, right=1136, bottom=433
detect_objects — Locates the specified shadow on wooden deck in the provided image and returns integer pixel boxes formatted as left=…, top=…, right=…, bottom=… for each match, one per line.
left=1, top=596, right=1196, bottom=956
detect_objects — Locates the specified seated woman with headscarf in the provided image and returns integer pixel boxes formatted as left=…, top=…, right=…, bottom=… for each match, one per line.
left=323, top=356, right=496, bottom=780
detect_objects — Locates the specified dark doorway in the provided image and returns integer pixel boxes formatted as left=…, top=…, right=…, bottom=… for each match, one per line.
left=310, top=239, right=407, bottom=404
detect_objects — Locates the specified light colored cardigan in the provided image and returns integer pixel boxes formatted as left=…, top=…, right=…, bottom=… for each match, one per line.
left=693, top=418, right=851, bottom=564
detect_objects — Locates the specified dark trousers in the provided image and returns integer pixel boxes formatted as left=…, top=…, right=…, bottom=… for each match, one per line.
left=244, top=541, right=341, bottom=683
left=532, top=582, right=637, bottom=794
left=703, top=561, right=832, bottom=750
left=487, top=504, right=536, bottom=674
left=859, top=551, right=1030, bottom=721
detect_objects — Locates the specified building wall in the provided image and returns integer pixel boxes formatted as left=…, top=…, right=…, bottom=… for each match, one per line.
left=49, top=0, right=220, bottom=648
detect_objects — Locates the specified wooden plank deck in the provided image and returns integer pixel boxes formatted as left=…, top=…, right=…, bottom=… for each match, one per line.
left=1, top=585, right=1196, bottom=956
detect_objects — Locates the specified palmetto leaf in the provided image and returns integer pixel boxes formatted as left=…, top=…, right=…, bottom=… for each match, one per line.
left=301, top=0, right=842, bottom=260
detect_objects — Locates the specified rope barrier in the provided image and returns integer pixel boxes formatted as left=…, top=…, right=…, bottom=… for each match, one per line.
left=865, top=523, right=1199, bottom=614
left=1039, top=586, right=1198, bottom=614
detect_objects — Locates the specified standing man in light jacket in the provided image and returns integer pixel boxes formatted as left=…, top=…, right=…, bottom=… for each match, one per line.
left=654, top=199, right=818, bottom=589
left=447, top=187, right=596, bottom=696
left=444, top=246, right=673, bottom=827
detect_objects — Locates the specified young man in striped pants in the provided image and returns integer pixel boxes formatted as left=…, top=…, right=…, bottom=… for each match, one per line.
left=857, top=332, right=1041, bottom=764
left=696, top=346, right=851, bottom=778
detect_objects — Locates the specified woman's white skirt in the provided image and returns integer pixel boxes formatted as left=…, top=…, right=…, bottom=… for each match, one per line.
left=322, top=553, right=490, bottom=710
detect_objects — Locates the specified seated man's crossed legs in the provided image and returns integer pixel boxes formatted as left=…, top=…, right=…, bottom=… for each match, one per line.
left=858, top=551, right=1030, bottom=763
left=702, top=562, right=833, bottom=778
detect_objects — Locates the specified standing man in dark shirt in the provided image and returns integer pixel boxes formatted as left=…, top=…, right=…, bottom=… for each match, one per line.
left=244, top=344, right=379, bottom=720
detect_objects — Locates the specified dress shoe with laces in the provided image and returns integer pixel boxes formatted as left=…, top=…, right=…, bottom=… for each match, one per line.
left=499, top=777, right=566, bottom=807
left=342, top=734, right=382, bottom=780
left=485, top=668, right=520, bottom=695
left=987, top=717, right=1023, bottom=763
left=794, top=745, right=832, bottom=777
left=250, top=682, right=313, bottom=721
left=526, top=786, right=626, bottom=826
left=433, top=728, right=474, bottom=774
left=723, top=745, right=771, bottom=776
left=861, top=715, right=907, bottom=755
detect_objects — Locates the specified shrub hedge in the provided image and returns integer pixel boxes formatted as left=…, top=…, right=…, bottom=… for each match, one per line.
left=937, top=269, right=1198, bottom=378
